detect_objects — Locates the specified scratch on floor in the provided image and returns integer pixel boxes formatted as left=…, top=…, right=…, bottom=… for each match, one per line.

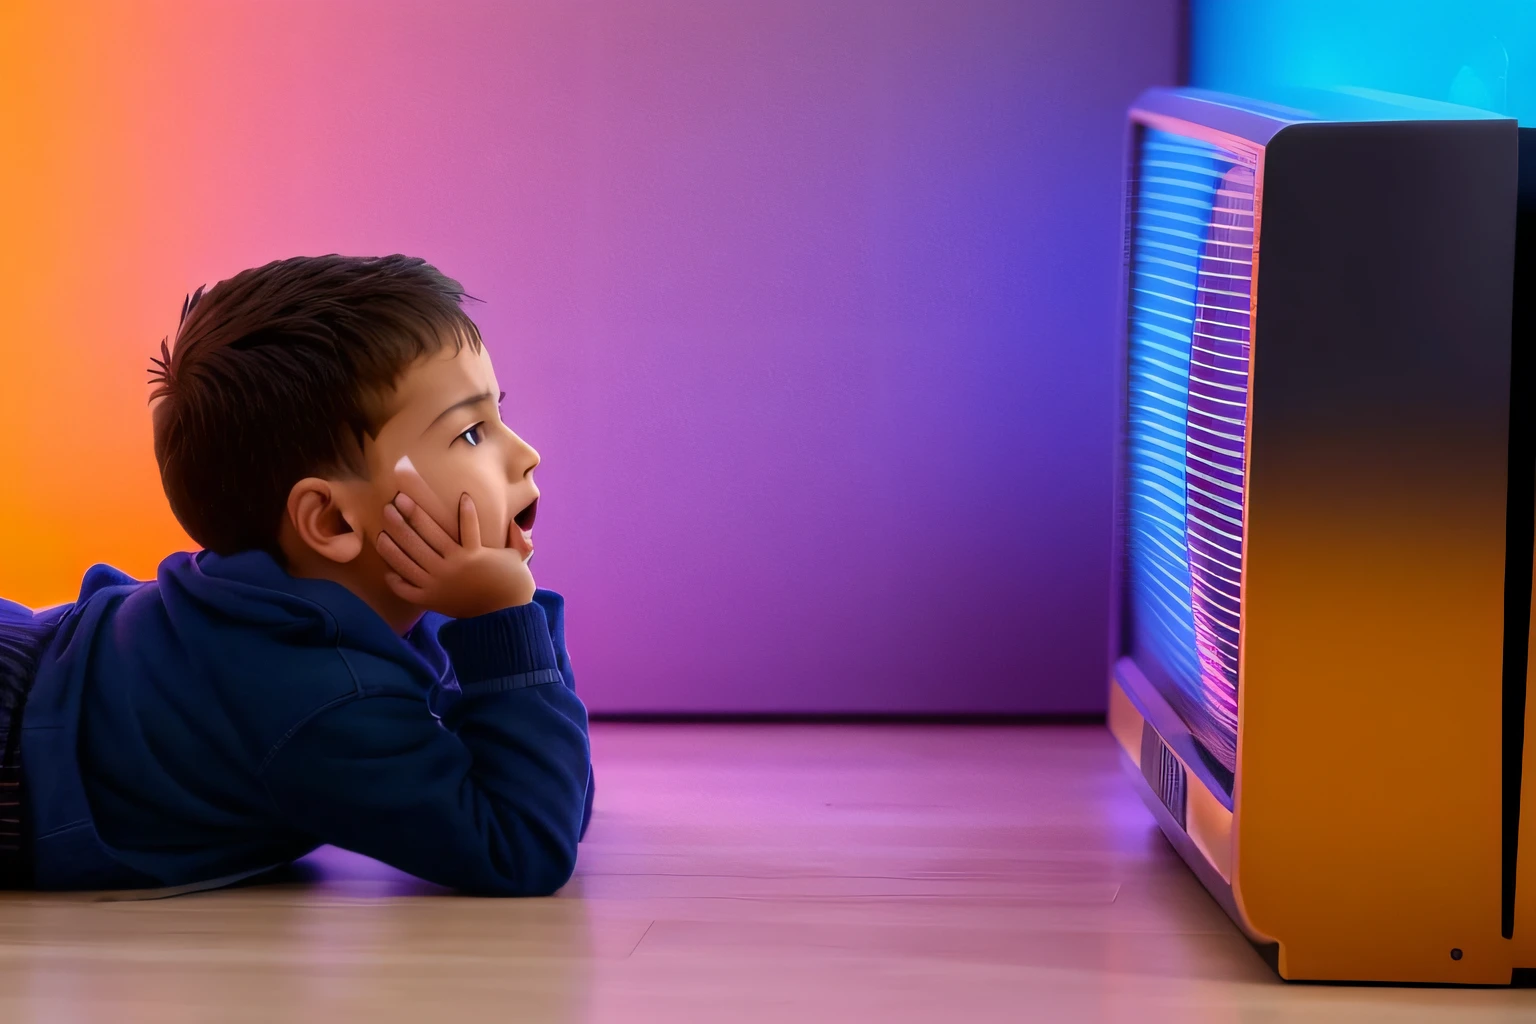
left=627, top=919, right=656, bottom=958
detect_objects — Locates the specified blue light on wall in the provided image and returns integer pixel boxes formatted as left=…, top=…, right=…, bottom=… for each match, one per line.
left=1189, top=0, right=1535, bottom=125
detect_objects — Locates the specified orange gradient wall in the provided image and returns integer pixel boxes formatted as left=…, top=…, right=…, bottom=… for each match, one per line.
left=2, top=3, right=184, bottom=606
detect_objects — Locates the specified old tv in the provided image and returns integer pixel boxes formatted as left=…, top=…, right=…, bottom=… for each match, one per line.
left=1107, top=86, right=1534, bottom=984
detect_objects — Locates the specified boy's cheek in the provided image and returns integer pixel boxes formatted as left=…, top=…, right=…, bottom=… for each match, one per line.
left=469, top=486, right=510, bottom=548
left=448, top=462, right=512, bottom=548
left=392, top=453, right=462, bottom=541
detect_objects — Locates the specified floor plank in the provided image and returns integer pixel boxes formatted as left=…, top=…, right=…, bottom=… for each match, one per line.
left=0, top=723, right=1531, bottom=1022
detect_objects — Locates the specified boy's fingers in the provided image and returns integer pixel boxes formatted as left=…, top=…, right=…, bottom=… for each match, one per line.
left=376, top=532, right=430, bottom=588
left=459, top=493, right=483, bottom=550
left=394, top=491, right=457, bottom=556
left=382, top=503, right=442, bottom=569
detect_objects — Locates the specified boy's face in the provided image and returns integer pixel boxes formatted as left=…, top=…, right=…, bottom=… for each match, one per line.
left=355, top=340, right=540, bottom=558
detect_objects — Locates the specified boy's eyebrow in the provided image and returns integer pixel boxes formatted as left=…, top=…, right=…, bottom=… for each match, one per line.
left=426, top=390, right=497, bottom=431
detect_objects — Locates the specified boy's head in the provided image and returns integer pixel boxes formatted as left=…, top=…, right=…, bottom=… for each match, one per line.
left=150, top=254, right=540, bottom=609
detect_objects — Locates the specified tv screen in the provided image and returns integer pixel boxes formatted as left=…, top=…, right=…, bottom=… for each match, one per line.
left=1124, top=127, right=1256, bottom=781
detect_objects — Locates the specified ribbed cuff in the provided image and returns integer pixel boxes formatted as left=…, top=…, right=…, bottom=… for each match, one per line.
left=438, top=602, right=559, bottom=687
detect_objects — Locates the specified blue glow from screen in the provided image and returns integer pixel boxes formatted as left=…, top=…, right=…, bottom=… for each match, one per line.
left=1125, top=128, right=1255, bottom=774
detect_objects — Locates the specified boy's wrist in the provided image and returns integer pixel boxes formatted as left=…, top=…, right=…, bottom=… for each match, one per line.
left=473, top=580, right=536, bottom=617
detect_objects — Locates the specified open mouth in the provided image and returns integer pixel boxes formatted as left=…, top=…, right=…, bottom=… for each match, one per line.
left=513, top=497, right=538, bottom=531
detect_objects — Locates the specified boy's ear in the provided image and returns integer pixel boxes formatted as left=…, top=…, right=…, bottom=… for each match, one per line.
left=286, top=477, right=365, bottom=564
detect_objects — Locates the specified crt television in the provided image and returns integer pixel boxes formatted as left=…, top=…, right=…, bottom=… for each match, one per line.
left=1107, top=86, right=1533, bottom=984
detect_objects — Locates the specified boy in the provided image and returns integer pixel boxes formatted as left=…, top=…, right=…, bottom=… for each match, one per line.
left=0, top=254, right=592, bottom=896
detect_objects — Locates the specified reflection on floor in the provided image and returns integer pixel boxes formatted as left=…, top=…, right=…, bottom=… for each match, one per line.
left=1, top=724, right=1532, bottom=1022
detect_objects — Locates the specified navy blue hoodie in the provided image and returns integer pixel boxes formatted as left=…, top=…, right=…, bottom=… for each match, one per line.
left=19, top=549, right=593, bottom=895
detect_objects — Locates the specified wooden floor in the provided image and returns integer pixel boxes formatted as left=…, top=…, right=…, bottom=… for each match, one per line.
left=2, top=724, right=1534, bottom=1022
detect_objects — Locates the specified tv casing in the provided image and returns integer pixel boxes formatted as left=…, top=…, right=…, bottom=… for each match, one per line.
left=1108, top=87, right=1535, bottom=984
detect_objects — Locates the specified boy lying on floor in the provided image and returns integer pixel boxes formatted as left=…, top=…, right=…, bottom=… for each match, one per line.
left=0, top=254, right=592, bottom=895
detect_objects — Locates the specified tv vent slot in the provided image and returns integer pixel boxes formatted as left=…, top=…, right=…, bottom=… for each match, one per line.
left=1141, top=723, right=1188, bottom=829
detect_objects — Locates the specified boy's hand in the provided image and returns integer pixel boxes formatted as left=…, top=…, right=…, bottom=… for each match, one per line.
left=376, top=491, right=536, bottom=618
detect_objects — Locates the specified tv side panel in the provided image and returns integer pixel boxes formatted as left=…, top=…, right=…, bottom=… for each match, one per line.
left=1235, top=119, right=1519, bottom=982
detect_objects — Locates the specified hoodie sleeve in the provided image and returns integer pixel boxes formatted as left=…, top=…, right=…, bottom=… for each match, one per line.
left=257, top=596, right=591, bottom=896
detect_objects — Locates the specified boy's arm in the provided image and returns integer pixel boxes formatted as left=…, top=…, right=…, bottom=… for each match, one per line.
left=422, top=590, right=594, bottom=839
left=259, top=599, right=591, bottom=896
left=532, top=590, right=595, bottom=840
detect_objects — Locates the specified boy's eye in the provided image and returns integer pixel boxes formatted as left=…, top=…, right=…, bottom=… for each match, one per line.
left=459, top=424, right=484, bottom=447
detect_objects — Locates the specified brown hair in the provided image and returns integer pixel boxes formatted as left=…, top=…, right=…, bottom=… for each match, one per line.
left=148, top=253, right=484, bottom=557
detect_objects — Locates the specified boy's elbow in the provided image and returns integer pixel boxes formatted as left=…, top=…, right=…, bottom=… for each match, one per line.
left=472, top=836, right=578, bottom=898
left=461, top=777, right=588, bottom=896
left=520, top=842, right=579, bottom=897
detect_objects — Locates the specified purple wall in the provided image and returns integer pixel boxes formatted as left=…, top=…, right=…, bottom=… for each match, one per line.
left=517, top=1, right=1179, bottom=713
left=152, top=0, right=1180, bottom=713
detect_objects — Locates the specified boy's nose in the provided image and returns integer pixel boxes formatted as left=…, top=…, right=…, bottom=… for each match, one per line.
left=509, top=433, right=539, bottom=479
